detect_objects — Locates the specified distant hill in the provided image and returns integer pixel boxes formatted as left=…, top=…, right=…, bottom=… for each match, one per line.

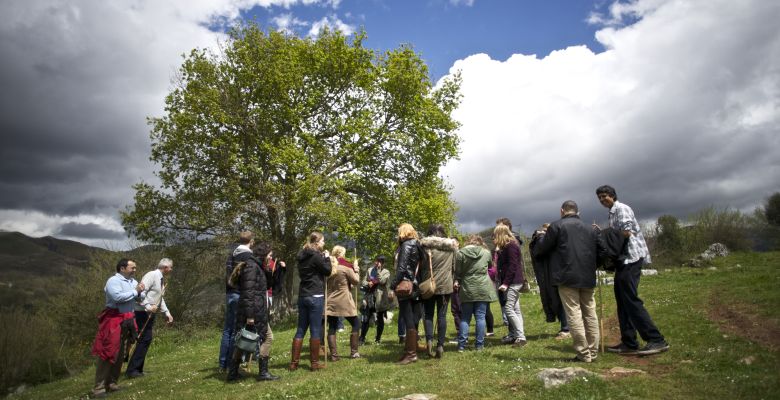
left=0, top=231, right=115, bottom=309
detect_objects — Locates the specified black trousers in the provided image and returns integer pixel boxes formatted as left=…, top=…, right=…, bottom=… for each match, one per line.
left=360, top=308, right=386, bottom=341
left=423, top=294, right=450, bottom=346
left=126, top=311, right=155, bottom=374
left=614, top=258, right=665, bottom=348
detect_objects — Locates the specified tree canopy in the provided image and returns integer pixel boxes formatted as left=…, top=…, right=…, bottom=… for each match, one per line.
left=121, top=24, right=462, bottom=280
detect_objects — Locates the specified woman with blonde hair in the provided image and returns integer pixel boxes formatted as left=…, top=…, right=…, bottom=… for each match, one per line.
left=325, top=245, right=361, bottom=360
left=289, top=232, right=332, bottom=371
left=495, top=224, right=528, bottom=346
left=390, top=223, right=424, bottom=365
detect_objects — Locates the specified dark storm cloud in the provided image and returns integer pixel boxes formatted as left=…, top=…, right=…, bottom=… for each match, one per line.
left=57, top=222, right=127, bottom=240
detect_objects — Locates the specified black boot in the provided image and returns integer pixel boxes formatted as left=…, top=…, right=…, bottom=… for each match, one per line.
left=226, top=353, right=242, bottom=382
left=257, top=357, right=280, bottom=381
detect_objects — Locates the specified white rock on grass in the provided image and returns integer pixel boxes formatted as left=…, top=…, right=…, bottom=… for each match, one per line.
left=605, top=367, right=646, bottom=376
left=537, top=367, right=598, bottom=388
left=390, top=394, right=438, bottom=400
left=641, top=269, right=658, bottom=276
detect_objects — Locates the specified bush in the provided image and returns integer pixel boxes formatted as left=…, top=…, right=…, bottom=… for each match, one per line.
left=0, top=309, right=68, bottom=394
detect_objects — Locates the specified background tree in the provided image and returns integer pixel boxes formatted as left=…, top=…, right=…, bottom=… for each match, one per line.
left=765, top=192, right=780, bottom=227
left=121, top=24, right=462, bottom=310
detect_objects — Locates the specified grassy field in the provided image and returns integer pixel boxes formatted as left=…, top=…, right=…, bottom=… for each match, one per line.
left=12, top=252, right=779, bottom=400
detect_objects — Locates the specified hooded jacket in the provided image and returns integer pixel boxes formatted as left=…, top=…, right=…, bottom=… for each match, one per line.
left=455, top=245, right=498, bottom=303
left=419, top=236, right=458, bottom=295
left=297, top=247, right=332, bottom=298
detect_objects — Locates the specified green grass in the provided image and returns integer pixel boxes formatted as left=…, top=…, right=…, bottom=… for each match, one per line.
left=12, top=252, right=780, bottom=400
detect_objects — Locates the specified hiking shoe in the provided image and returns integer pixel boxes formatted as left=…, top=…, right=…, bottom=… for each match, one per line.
left=501, top=335, right=516, bottom=344
left=512, top=338, right=527, bottom=347
left=125, top=370, right=144, bottom=379
left=637, top=341, right=670, bottom=356
left=555, top=331, right=571, bottom=340
left=566, top=356, right=591, bottom=363
left=606, top=343, right=638, bottom=355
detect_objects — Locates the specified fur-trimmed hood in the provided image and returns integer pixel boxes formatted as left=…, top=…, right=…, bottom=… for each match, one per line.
left=420, top=236, right=458, bottom=252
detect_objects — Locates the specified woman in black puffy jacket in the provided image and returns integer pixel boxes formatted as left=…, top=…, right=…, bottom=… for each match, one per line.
left=226, top=244, right=269, bottom=381
left=390, top=223, right=423, bottom=365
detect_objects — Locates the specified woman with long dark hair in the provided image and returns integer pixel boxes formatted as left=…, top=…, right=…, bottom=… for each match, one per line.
left=390, top=223, right=423, bottom=365
left=289, top=232, right=332, bottom=371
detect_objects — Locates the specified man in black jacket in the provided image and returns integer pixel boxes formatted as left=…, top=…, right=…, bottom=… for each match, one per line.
left=532, top=200, right=605, bottom=362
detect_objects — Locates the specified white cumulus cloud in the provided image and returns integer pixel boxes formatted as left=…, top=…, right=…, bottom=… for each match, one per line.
left=441, top=0, right=780, bottom=233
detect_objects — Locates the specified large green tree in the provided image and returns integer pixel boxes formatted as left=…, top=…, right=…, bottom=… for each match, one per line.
left=121, top=24, right=462, bottom=304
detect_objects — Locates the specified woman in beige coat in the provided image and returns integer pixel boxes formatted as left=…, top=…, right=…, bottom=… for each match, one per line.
left=325, top=246, right=361, bottom=360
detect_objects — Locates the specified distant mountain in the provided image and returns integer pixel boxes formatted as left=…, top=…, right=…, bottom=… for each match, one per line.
left=0, top=231, right=115, bottom=309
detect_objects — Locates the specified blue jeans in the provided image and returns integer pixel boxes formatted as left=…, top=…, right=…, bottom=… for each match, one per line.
left=294, top=296, right=325, bottom=339
left=218, top=292, right=240, bottom=368
left=458, top=302, right=488, bottom=349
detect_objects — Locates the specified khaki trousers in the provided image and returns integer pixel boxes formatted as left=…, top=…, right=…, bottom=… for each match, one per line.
left=557, top=286, right=599, bottom=362
left=259, top=324, right=274, bottom=358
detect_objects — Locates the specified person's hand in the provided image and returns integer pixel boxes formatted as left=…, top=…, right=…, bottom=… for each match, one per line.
left=147, top=304, right=159, bottom=313
left=591, top=223, right=601, bottom=232
left=166, top=314, right=174, bottom=325
left=279, top=261, right=286, bottom=268
left=136, top=282, right=145, bottom=293
left=498, top=284, right=508, bottom=292
left=247, top=318, right=255, bottom=326
left=323, top=250, right=330, bottom=258
left=453, top=281, right=460, bottom=290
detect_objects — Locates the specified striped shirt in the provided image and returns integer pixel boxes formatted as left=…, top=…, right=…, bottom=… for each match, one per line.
left=608, top=200, right=652, bottom=265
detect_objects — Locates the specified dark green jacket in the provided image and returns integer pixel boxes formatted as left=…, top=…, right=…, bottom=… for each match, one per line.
left=455, top=245, right=498, bottom=303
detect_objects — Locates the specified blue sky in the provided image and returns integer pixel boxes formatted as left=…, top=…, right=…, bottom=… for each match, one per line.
left=240, top=0, right=606, bottom=79
left=1, top=0, right=778, bottom=247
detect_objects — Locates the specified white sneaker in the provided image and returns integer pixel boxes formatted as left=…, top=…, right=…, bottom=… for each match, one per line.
left=555, top=331, right=571, bottom=340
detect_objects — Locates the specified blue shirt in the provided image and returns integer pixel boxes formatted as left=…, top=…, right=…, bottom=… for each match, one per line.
left=105, top=273, right=144, bottom=313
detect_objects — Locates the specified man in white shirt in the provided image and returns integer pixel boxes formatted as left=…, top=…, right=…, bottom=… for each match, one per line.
left=126, top=258, right=174, bottom=378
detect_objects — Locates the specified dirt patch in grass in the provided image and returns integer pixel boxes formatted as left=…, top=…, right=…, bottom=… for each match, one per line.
left=708, top=294, right=780, bottom=351
left=599, top=314, right=676, bottom=376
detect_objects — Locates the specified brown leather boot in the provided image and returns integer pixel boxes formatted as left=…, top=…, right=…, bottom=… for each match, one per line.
left=289, top=338, right=303, bottom=371
left=397, top=329, right=418, bottom=365
left=309, top=339, right=326, bottom=371
left=350, top=332, right=361, bottom=358
left=327, top=335, right=339, bottom=361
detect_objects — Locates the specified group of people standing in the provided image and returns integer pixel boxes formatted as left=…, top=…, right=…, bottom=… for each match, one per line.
left=89, top=184, right=670, bottom=395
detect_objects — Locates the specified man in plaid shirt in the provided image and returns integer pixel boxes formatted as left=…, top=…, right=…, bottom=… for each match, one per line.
left=595, top=185, right=669, bottom=356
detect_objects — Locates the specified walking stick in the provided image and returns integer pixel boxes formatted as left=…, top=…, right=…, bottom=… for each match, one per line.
left=323, top=269, right=328, bottom=366
left=599, top=272, right=605, bottom=354
left=354, top=248, right=359, bottom=316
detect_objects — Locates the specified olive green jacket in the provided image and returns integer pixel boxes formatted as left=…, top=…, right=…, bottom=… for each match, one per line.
left=455, top=244, right=498, bottom=303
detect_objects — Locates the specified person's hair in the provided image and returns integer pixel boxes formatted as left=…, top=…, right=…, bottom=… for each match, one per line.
left=496, top=217, right=513, bottom=231
left=561, top=200, right=579, bottom=215
left=375, top=255, right=386, bottom=263
left=493, top=224, right=517, bottom=249
left=252, top=241, right=272, bottom=259
left=238, top=230, right=254, bottom=245
left=465, top=234, right=485, bottom=248
left=157, top=258, right=173, bottom=269
left=116, top=258, right=134, bottom=273
left=303, top=231, right=324, bottom=251
left=397, top=223, right=418, bottom=241
left=596, top=185, right=618, bottom=201
left=426, top=223, right=446, bottom=238
left=331, top=245, right=346, bottom=259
